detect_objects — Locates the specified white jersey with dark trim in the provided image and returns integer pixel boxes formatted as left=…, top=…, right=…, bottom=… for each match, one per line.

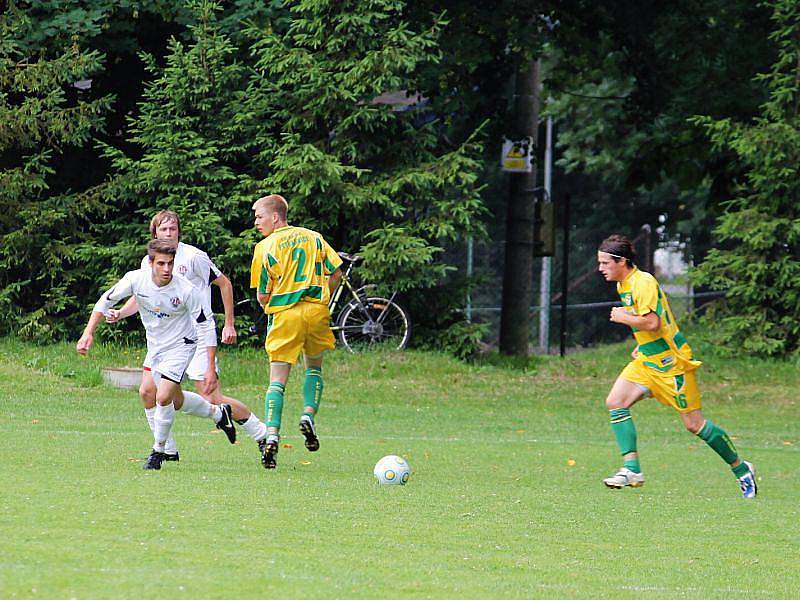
left=93, top=269, right=214, bottom=355
left=139, top=242, right=222, bottom=320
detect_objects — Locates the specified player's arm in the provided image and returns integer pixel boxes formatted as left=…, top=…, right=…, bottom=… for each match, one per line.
left=211, top=273, right=237, bottom=344
left=77, top=276, right=134, bottom=355
left=609, top=307, right=660, bottom=331
left=76, top=311, right=105, bottom=355
left=106, top=296, right=139, bottom=323
left=328, top=267, right=342, bottom=294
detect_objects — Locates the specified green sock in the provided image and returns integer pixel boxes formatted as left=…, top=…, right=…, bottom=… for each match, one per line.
left=303, top=366, right=323, bottom=420
left=623, top=458, right=642, bottom=474
left=610, top=409, right=639, bottom=469
left=731, top=462, right=750, bottom=478
left=697, top=419, right=739, bottom=465
left=265, top=382, right=285, bottom=429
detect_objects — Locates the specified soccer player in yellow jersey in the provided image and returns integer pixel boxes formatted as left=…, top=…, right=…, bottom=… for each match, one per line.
left=251, top=194, right=342, bottom=469
left=597, top=234, right=757, bottom=498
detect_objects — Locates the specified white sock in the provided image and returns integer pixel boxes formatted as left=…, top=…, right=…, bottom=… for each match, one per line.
left=146, top=407, right=178, bottom=453
left=144, top=407, right=156, bottom=432
left=153, top=403, right=176, bottom=451
left=180, top=390, right=215, bottom=419
left=239, top=413, right=268, bottom=441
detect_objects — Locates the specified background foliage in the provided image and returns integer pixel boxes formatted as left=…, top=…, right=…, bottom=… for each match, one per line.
left=1, top=0, right=797, bottom=357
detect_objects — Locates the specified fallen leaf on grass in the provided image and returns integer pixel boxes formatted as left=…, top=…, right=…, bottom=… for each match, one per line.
left=567, top=459, right=576, bottom=466
left=283, top=443, right=293, bottom=449
left=300, top=460, right=311, bottom=465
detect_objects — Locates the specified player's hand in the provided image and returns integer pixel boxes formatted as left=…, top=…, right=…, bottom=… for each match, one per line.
left=76, top=333, right=93, bottom=355
left=631, top=346, right=639, bottom=359
left=609, top=307, right=628, bottom=324
left=200, top=369, right=219, bottom=396
left=105, top=309, right=121, bottom=324
left=221, top=324, right=237, bottom=345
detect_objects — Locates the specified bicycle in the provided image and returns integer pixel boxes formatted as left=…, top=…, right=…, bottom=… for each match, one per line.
left=238, top=251, right=411, bottom=352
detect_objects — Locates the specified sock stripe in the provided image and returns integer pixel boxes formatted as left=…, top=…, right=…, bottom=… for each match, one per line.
left=609, top=408, right=631, bottom=423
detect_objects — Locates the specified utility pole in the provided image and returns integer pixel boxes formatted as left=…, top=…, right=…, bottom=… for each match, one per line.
left=538, top=116, right=553, bottom=353
left=500, top=58, right=540, bottom=356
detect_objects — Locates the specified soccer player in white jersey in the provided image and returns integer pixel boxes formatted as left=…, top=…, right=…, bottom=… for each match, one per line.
left=76, top=239, right=238, bottom=470
left=114, top=211, right=268, bottom=464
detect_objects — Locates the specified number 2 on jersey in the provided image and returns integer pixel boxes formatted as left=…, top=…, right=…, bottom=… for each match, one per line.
left=291, top=247, right=308, bottom=282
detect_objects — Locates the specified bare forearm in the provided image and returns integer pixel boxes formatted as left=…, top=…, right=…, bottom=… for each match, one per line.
left=214, top=274, right=235, bottom=327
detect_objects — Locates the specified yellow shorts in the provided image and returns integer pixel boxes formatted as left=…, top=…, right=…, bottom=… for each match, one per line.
left=620, top=360, right=702, bottom=413
left=265, top=302, right=335, bottom=364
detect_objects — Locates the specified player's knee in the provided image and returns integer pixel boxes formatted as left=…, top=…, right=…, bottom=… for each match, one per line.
left=605, top=394, right=625, bottom=410
left=683, top=418, right=702, bottom=434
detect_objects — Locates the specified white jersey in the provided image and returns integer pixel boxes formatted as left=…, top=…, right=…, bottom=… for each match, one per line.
left=93, top=268, right=215, bottom=356
left=139, top=241, right=222, bottom=326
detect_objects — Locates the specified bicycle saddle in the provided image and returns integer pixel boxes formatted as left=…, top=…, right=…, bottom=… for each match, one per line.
left=338, top=251, right=363, bottom=264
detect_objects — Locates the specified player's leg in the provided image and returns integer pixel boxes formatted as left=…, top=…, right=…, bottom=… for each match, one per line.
left=675, top=373, right=756, bottom=497
left=187, top=345, right=263, bottom=445
left=179, top=386, right=237, bottom=444
left=261, top=308, right=303, bottom=469
left=603, top=365, right=647, bottom=489
left=298, top=303, right=336, bottom=452
left=262, top=361, right=291, bottom=468
left=143, top=372, right=181, bottom=471
left=141, top=360, right=179, bottom=460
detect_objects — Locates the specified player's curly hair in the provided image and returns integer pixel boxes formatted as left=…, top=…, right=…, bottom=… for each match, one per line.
left=149, top=210, right=181, bottom=239
left=599, top=234, right=635, bottom=267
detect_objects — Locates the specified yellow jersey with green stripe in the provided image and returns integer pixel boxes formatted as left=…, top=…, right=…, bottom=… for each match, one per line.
left=257, top=226, right=342, bottom=314
left=617, top=267, right=702, bottom=374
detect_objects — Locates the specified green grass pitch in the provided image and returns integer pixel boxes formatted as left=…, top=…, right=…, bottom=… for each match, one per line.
left=0, top=337, right=797, bottom=597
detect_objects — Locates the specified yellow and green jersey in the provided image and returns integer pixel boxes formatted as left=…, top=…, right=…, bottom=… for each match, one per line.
left=250, top=238, right=268, bottom=289
left=257, top=226, right=342, bottom=314
left=617, top=267, right=701, bottom=374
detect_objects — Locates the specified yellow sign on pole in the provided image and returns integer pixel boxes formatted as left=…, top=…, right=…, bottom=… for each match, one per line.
left=501, top=137, right=534, bottom=172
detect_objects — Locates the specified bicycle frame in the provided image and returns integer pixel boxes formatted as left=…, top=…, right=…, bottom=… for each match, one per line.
left=328, top=260, right=399, bottom=333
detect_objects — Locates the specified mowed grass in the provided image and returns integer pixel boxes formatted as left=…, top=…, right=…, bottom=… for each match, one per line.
left=0, top=337, right=798, bottom=598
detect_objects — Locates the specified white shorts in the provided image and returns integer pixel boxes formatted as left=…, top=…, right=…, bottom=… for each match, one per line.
left=143, top=343, right=196, bottom=384
left=143, top=343, right=219, bottom=382
left=184, top=343, right=219, bottom=381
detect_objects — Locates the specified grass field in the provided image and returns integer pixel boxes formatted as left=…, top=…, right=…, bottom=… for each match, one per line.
left=1, top=336, right=798, bottom=598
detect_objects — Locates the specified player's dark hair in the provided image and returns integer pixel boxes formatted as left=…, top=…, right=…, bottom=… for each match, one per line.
left=149, top=210, right=181, bottom=239
left=599, top=235, right=635, bottom=267
left=147, top=238, right=178, bottom=260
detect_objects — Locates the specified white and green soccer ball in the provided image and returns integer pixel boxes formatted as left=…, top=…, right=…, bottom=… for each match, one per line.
left=374, top=455, right=410, bottom=486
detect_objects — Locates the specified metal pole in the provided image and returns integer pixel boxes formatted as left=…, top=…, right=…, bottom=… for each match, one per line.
left=466, top=236, right=473, bottom=322
left=538, top=116, right=553, bottom=352
left=559, top=193, right=571, bottom=358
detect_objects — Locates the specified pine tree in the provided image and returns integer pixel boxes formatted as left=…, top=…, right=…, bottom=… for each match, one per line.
left=692, top=0, right=800, bottom=357
left=241, top=0, right=485, bottom=292
left=0, top=5, right=112, bottom=338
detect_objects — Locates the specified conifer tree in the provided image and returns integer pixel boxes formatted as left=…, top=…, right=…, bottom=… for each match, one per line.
left=241, top=0, right=485, bottom=292
left=692, top=0, right=800, bottom=356
left=0, top=6, right=112, bottom=338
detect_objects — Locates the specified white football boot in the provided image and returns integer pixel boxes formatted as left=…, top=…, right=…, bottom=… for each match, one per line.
left=603, top=467, right=645, bottom=489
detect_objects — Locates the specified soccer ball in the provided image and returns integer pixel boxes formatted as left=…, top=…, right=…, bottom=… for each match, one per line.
left=373, top=455, right=410, bottom=486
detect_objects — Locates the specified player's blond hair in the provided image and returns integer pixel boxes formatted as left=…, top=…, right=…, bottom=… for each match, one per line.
left=252, top=194, right=289, bottom=221
left=149, top=210, right=181, bottom=239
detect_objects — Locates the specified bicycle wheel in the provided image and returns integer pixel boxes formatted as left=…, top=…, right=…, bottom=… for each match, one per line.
left=336, top=296, right=411, bottom=352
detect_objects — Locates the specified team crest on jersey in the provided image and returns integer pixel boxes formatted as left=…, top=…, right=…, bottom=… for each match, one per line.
left=620, top=292, right=633, bottom=306
left=170, top=296, right=181, bottom=307
left=178, top=265, right=188, bottom=275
